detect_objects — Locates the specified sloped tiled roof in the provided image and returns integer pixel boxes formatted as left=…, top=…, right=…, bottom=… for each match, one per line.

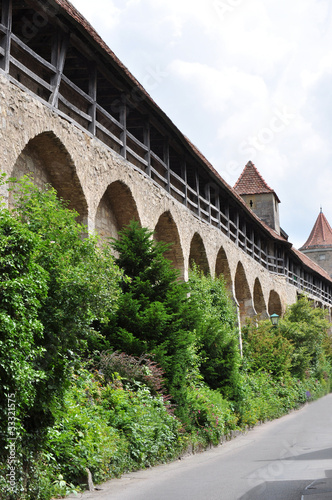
left=292, top=247, right=332, bottom=281
left=234, top=161, right=280, bottom=202
left=41, top=1, right=332, bottom=286
left=48, top=2, right=288, bottom=245
left=300, top=210, right=332, bottom=250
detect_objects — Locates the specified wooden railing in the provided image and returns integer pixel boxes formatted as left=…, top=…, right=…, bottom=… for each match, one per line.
left=1, top=5, right=332, bottom=306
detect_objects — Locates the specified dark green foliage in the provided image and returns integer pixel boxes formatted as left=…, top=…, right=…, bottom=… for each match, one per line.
left=0, top=177, right=121, bottom=462
left=188, top=267, right=241, bottom=399
left=103, top=220, right=199, bottom=406
left=0, top=211, right=48, bottom=450
left=46, top=368, right=182, bottom=487
left=242, top=318, right=294, bottom=379
left=100, top=351, right=166, bottom=397
left=280, top=296, right=331, bottom=379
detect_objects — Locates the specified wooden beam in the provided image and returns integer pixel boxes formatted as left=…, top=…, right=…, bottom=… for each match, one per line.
left=182, top=159, right=188, bottom=208
left=206, top=184, right=211, bottom=224
left=88, top=63, right=97, bottom=135
left=0, top=0, right=12, bottom=73
left=49, top=29, right=69, bottom=108
left=195, top=170, right=200, bottom=217
left=120, top=98, right=127, bottom=159
left=225, top=204, right=230, bottom=237
left=143, top=119, right=151, bottom=176
left=235, top=212, right=240, bottom=246
left=164, top=138, right=170, bottom=192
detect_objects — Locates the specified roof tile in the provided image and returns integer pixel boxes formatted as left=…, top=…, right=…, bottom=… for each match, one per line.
left=234, top=161, right=280, bottom=202
left=300, top=210, right=332, bottom=250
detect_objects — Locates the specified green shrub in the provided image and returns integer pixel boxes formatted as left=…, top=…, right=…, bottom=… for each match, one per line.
left=242, top=318, right=293, bottom=379
left=45, top=367, right=183, bottom=490
left=103, top=220, right=200, bottom=409
left=280, top=296, right=331, bottom=380
left=46, top=370, right=123, bottom=486
left=100, top=351, right=166, bottom=397
left=188, top=267, right=242, bottom=399
left=104, top=384, right=183, bottom=467
left=186, top=385, right=238, bottom=446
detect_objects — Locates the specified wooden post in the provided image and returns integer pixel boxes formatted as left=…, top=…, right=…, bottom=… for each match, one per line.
left=120, top=98, right=127, bottom=159
left=225, top=204, right=230, bottom=237
left=215, top=190, right=221, bottom=228
left=235, top=212, right=240, bottom=246
left=0, top=0, right=12, bottom=73
left=182, top=159, right=187, bottom=207
left=195, top=170, right=200, bottom=218
left=49, top=30, right=69, bottom=108
left=88, top=64, right=97, bottom=136
left=164, top=138, right=170, bottom=192
left=143, top=118, right=151, bottom=176
left=206, top=184, right=211, bottom=224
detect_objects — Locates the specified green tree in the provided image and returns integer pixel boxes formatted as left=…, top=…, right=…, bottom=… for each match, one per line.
left=242, top=318, right=294, bottom=379
left=4, top=177, right=121, bottom=449
left=0, top=211, right=47, bottom=451
left=280, top=296, right=331, bottom=379
left=188, top=267, right=241, bottom=399
left=103, top=221, right=199, bottom=409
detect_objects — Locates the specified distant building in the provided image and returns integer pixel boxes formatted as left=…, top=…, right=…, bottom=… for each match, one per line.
left=300, top=210, right=332, bottom=278
left=234, top=161, right=281, bottom=236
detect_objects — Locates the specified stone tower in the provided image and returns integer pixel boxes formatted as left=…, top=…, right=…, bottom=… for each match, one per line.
left=299, top=209, right=332, bottom=278
left=234, top=161, right=281, bottom=235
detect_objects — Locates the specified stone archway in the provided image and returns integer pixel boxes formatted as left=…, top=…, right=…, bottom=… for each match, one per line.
left=95, top=180, right=140, bottom=241
left=235, top=261, right=255, bottom=325
left=154, top=211, right=185, bottom=278
left=9, top=131, right=88, bottom=223
left=215, top=246, right=232, bottom=292
left=268, top=290, right=282, bottom=316
left=189, top=233, right=210, bottom=275
left=253, top=278, right=268, bottom=319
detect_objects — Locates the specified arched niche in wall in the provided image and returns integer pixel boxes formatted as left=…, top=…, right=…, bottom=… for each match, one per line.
left=268, top=290, right=282, bottom=316
left=154, top=211, right=185, bottom=279
left=235, top=261, right=255, bottom=325
left=189, top=232, right=210, bottom=275
left=215, top=246, right=232, bottom=292
left=9, top=131, right=88, bottom=223
left=253, top=278, right=268, bottom=319
left=95, top=180, right=140, bottom=241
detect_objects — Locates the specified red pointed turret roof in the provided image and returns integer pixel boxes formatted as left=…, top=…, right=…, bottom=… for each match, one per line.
left=234, top=161, right=280, bottom=202
left=300, top=210, right=332, bottom=250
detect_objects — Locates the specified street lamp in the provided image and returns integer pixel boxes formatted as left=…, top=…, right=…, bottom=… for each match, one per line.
left=270, top=313, right=280, bottom=327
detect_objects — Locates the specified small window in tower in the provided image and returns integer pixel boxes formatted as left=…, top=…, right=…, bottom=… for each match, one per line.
left=249, top=200, right=253, bottom=208
left=319, top=254, right=326, bottom=261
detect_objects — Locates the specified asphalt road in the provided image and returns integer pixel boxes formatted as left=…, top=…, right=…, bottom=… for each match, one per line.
left=70, top=394, right=332, bottom=500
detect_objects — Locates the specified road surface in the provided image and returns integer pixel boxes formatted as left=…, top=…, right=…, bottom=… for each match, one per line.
left=69, top=394, right=332, bottom=500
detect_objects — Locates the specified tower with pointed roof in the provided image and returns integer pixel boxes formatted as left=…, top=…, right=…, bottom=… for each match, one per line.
left=234, top=161, right=281, bottom=235
left=299, top=209, right=332, bottom=277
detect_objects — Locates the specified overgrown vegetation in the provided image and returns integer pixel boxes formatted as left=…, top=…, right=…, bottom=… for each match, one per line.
left=0, top=177, right=331, bottom=499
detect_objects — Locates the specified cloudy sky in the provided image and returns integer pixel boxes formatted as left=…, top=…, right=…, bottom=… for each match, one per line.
left=70, top=0, right=332, bottom=249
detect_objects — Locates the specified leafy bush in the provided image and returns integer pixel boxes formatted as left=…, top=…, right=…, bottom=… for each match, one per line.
left=280, top=296, right=331, bottom=379
left=103, top=220, right=199, bottom=409
left=104, top=384, right=182, bottom=467
left=242, top=318, right=294, bottom=379
left=46, top=370, right=123, bottom=486
left=186, top=385, right=238, bottom=446
left=100, top=351, right=166, bottom=397
left=188, top=267, right=242, bottom=399
left=46, top=367, right=183, bottom=490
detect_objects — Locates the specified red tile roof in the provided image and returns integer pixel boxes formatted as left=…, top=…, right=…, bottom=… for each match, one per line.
left=300, top=210, right=332, bottom=250
left=44, top=2, right=332, bottom=286
left=49, top=2, right=289, bottom=244
left=234, top=161, right=280, bottom=202
left=292, top=246, right=332, bottom=281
